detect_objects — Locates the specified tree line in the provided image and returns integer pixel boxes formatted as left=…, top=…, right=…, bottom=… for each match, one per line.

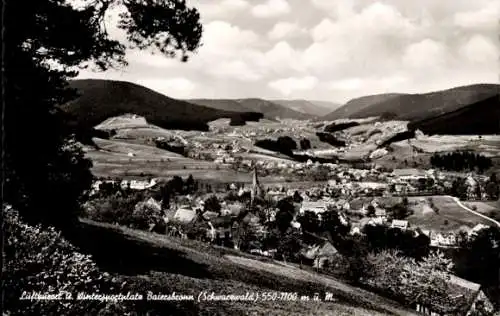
left=430, top=151, right=493, bottom=173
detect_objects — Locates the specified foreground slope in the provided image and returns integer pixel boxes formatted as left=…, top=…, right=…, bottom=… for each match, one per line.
left=62, top=79, right=262, bottom=131
left=188, top=98, right=315, bottom=120
left=76, top=219, right=419, bottom=316
left=323, top=84, right=500, bottom=121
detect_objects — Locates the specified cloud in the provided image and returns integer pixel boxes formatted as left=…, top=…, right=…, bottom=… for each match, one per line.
left=267, top=22, right=307, bottom=40
left=252, top=0, right=291, bottom=18
left=78, top=0, right=499, bottom=103
left=268, top=76, right=318, bottom=96
left=458, top=35, right=498, bottom=65
left=328, top=75, right=409, bottom=94
left=264, top=41, right=305, bottom=73
left=201, top=21, right=260, bottom=53
left=126, top=50, right=179, bottom=68
left=136, top=78, right=196, bottom=98
left=206, top=60, right=263, bottom=81
left=328, top=78, right=364, bottom=91
left=195, top=0, right=250, bottom=19
left=453, top=2, right=500, bottom=31
left=303, top=2, right=424, bottom=78
left=402, top=39, right=448, bottom=69
left=310, top=0, right=355, bottom=19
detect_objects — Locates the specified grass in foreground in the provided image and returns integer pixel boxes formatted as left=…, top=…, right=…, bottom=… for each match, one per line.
left=73, top=219, right=418, bottom=316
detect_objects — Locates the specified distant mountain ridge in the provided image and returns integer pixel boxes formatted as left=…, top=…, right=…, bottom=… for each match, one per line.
left=271, top=99, right=341, bottom=116
left=61, top=79, right=263, bottom=132
left=323, top=94, right=404, bottom=121
left=188, top=98, right=317, bottom=120
left=322, top=84, right=500, bottom=122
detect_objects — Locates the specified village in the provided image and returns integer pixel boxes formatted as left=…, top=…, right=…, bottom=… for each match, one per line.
left=91, top=161, right=499, bottom=250
left=86, top=158, right=500, bottom=315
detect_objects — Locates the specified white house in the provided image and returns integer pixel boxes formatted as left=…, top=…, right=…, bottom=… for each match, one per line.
left=391, top=219, right=409, bottom=230
left=300, top=201, right=329, bottom=214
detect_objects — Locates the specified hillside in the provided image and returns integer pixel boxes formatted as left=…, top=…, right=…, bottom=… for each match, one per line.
left=322, top=94, right=403, bottom=121
left=323, top=84, right=500, bottom=121
left=74, top=219, right=418, bottom=316
left=62, top=79, right=263, bottom=132
left=188, top=98, right=315, bottom=120
left=408, top=94, right=500, bottom=135
left=271, top=100, right=341, bottom=116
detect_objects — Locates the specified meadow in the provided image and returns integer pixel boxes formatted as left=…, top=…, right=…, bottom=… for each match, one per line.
left=407, top=196, right=494, bottom=232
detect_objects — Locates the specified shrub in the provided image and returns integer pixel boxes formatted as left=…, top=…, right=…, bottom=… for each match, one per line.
left=3, top=208, right=130, bottom=315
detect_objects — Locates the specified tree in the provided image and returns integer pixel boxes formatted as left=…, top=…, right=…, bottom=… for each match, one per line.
left=322, top=208, right=351, bottom=238
left=366, top=250, right=409, bottom=296
left=455, top=227, right=500, bottom=287
left=169, top=176, right=185, bottom=194
left=367, top=205, right=376, bottom=217
left=204, top=195, right=221, bottom=214
left=275, top=198, right=295, bottom=234
left=292, top=191, right=303, bottom=203
left=277, top=229, right=303, bottom=263
left=490, top=173, right=497, bottom=184
left=297, top=211, right=320, bottom=234
left=4, top=0, right=203, bottom=231
left=399, top=261, right=451, bottom=309
left=299, top=138, right=311, bottom=150
left=388, top=203, right=413, bottom=220
left=185, top=174, right=196, bottom=193
left=485, top=181, right=499, bottom=200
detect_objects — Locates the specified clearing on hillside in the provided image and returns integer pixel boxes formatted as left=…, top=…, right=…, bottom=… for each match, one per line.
left=407, top=196, right=495, bottom=232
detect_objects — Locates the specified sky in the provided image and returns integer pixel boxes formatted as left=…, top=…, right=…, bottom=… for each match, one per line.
left=76, top=0, right=500, bottom=104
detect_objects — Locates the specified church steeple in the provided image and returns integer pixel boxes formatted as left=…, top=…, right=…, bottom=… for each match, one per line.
left=250, top=161, right=263, bottom=206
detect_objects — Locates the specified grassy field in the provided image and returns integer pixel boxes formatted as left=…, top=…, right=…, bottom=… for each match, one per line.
left=406, top=196, right=494, bottom=232
left=464, top=201, right=500, bottom=222
left=73, top=219, right=418, bottom=316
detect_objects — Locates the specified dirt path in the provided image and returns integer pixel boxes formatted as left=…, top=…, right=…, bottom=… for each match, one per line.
left=449, top=196, right=500, bottom=227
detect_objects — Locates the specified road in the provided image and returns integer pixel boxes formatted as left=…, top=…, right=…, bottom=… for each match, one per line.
left=449, top=196, right=500, bottom=227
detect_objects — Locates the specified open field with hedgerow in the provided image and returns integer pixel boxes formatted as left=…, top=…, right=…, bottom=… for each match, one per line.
left=71, top=219, right=418, bottom=316
left=406, top=196, right=494, bottom=232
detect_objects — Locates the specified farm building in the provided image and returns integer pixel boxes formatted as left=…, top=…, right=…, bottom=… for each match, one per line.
left=300, top=240, right=339, bottom=269
left=415, top=274, right=495, bottom=316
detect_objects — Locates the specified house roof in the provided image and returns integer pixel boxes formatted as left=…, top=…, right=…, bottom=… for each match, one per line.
left=441, top=275, right=482, bottom=314
left=349, top=198, right=365, bottom=210
left=173, top=208, right=197, bottom=224
left=301, top=201, right=328, bottom=209
left=392, top=168, right=427, bottom=177
left=301, top=241, right=338, bottom=260
left=210, top=216, right=234, bottom=228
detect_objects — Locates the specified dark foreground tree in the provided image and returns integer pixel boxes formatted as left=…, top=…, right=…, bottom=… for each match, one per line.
left=4, top=0, right=203, bottom=231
